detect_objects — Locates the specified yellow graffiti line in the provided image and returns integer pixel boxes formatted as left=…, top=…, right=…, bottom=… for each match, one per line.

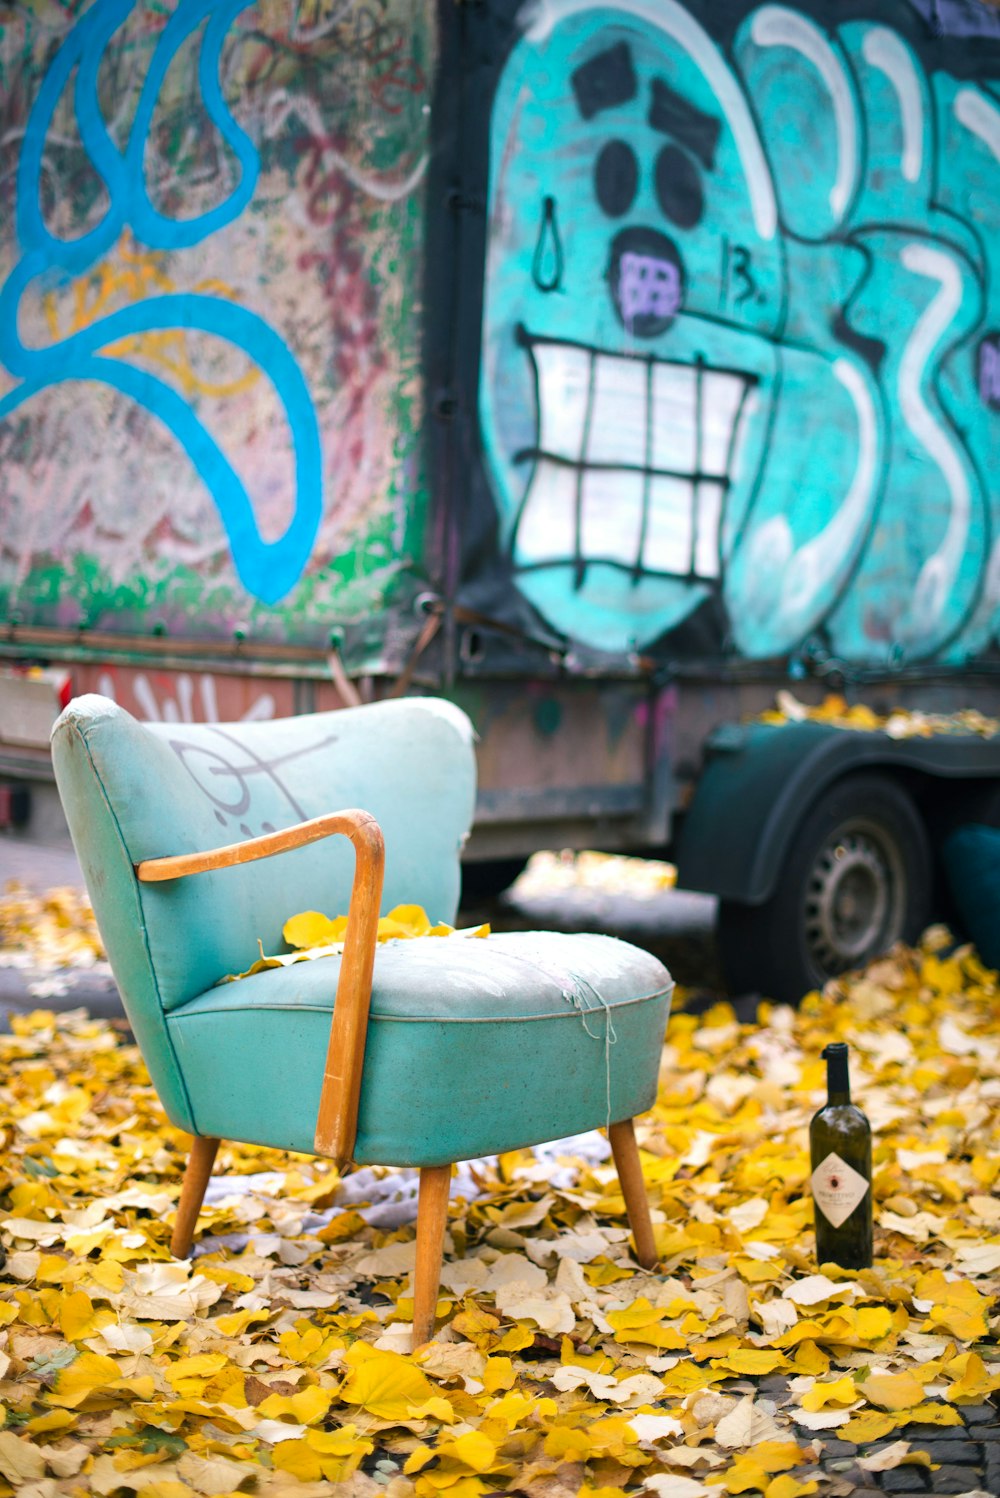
left=41, top=233, right=261, bottom=400
left=102, top=329, right=261, bottom=399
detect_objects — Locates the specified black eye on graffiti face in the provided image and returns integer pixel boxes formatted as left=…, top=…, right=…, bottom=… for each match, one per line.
left=595, top=139, right=639, bottom=218
left=655, top=145, right=703, bottom=230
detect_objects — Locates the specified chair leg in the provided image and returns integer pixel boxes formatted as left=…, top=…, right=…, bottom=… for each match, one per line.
left=171, top=1135, right=220, bottom=1259
left=609, top=1118, right=658, bottom=1269
left=412, top=1164, right=452, bottom=1349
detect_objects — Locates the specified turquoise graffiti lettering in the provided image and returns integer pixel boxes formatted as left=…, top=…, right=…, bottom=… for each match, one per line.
left=0, top=0, right=322, bottom=606
left=479, top=0, right=1000, bottom=664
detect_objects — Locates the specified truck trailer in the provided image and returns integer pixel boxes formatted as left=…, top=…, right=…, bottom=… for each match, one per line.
left=2, top=0, right=1000, bottom=1002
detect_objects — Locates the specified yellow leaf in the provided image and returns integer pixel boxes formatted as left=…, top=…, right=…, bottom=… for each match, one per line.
left=318, top=1210, right=367, bottom=1245
left=724, top=1457, right=767, bottom=1493
left=607, top=1298, right=688, bottom=1349
left=927, top=1296, right=990, bottom=1341
left=438, top=1431, right=497, bottom=1472
left=791, top=1341, right=829, bottom=1377
left=839, top=1411, right=898, bottom=1442
left=164, top=1354, right=230, bottom=1397
left=258, top=1385, right=333, bottom=1424
left=482, top=1357, right=516, bottom=1394
left=542, top=1416, right=637, bottom=1463
left=946, top=1351, right=1000, bottom=1404
left=213, top=1308, right=270, bottom=1337
left=404, top=1444, right=436, bottom=1475
left=58, top=1290, right=114, bottom=1342
left=273, top=1424, right=373, bottom=1484
left=860, top=1372, right=925, bottom=1411
left=452, top=1301, right=500, bottom=1350
left=408, top=1396, right=458, bottom=1423
left=900, top=1402, right=963, bottom=1426
left=854, top=1306, right=894, bottom=1341
left=914, top=1270, right=992, bottom=1340
left=799, top=1375, right=857, bottom=1411
left=486, top=1390, right=550, bottom=1428
left=46, top=1352, right=121, bottom=1408
left=753, top=1442, right=809, bottom=1473
left=22, top=1411, right=75, bottom=1437
left=338, top=1344, right=438, bottom=1420
left=414, top=1476, right=489, bottom=1498
left=89, top=1260, right=125, bottom=1293
left=766, top=1477, right=818, bottom=1498
left=659, top=1362, right=726, bottom=1396
left=542, top=1426, right=597, bottom=1462
left=283, top=910, right=344, bottom=948
left=497, top=1324, right=536, bottom=1353
left=382, top=904, right=432, bottom=937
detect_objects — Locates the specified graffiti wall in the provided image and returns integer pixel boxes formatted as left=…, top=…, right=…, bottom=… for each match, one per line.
left=478, top=0, right=1000, bottom=666
left=0, top=0, right=434, bottom=645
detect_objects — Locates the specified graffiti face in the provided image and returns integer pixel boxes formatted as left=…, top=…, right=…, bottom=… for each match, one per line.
left=480, top=0, right=1000, bottom=663
left=483, top=3, right=791, bottom=650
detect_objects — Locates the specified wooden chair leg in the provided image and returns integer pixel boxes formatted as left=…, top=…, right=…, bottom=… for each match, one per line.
left=609, top=1118, right=658, bottom=1269
left=412, top=1164, right=452, bottom=1349
left=171, top=1135, right=220, bottom=1259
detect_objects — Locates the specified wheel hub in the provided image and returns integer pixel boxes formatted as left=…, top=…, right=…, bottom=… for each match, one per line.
left=804, top=830, right=897, bottom=974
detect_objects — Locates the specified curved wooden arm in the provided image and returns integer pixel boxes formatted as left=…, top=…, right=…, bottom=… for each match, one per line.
left=135, top=810, right=382, bottom=882
left=136, top=809, right=386, bottom=1169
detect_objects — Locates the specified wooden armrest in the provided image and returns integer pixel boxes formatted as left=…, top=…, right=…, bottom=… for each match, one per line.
left=136, top=810, right=385, bottom=1169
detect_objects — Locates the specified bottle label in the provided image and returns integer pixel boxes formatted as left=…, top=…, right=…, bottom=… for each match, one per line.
left=811, top=1151, right=869, bottom=1228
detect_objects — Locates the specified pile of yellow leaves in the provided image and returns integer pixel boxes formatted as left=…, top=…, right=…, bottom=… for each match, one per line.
left=0, top=884, right=105, bottom=972
left=1, top=929, right=998, bottom=1498
left=759, top=690, right=1000, bottom=739
left=512, top=853, right=677, bottom=902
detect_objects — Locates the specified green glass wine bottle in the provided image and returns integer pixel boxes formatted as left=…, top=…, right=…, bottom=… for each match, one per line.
left=809, top=1042, right=872, bottom=1270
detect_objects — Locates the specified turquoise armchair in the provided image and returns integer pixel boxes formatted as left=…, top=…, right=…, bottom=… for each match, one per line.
left=51, top=695, right=673, bottom=1345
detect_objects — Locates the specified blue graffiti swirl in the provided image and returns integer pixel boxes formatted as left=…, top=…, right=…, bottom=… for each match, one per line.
left=0, top=0, right=322, bottom=605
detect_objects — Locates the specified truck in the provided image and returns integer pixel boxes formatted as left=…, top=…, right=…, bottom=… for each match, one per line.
left=2, top=0, right=1000, bottom=1004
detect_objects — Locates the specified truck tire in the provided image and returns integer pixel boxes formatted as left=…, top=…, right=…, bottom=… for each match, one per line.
left=717, top=772, right=933, bottom=1004
left=460, top=857, right=528, bottom=904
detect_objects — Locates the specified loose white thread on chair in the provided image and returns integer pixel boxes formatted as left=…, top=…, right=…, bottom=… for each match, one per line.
left=552, top=973, right=618, bottom=1131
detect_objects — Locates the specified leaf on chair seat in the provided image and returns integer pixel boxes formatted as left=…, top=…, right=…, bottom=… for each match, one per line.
left=222, top=904, right=490, bottom=981
left=284, top=911, right=348, bottom=949
left=378, top=904, right=433, bottom=938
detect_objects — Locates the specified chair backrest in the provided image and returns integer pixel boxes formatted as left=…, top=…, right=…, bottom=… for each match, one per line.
left=51, top=695, right=477, bottom=1131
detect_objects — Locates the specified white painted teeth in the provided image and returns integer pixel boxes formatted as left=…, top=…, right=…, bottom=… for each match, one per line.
left=536, top=344, right=590, bottom=465
left=518, top=344, right=751, bottom=581
left=701, top=372, right=747, bottom=477
left=586, top=357, right=648, bottom=468
left=650, top=362, right=696, bottom=474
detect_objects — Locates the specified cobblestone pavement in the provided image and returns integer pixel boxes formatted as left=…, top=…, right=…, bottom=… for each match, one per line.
left=749, top=1380, right=1000, bottom=1497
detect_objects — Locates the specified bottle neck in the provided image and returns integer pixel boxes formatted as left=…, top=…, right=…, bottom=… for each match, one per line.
left=824, top=1045, right=851, bottom=1106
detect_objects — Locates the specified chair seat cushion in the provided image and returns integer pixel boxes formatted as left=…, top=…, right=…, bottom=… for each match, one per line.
left=167, top=932, right=672, bottom=1165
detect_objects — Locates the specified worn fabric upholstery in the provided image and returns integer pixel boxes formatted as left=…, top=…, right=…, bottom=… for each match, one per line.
left=51, top=695, right=673, bottom=1163
left=170, top=931, right=671, bottom=1164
